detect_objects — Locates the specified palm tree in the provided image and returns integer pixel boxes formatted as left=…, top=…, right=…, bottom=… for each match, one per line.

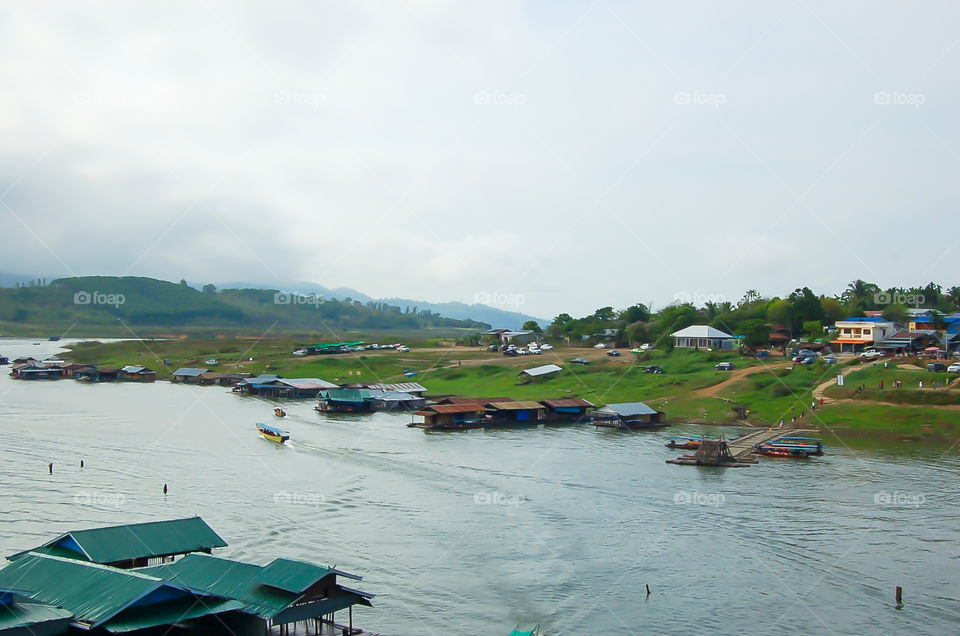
left=842, top=279, right=879, bottom=303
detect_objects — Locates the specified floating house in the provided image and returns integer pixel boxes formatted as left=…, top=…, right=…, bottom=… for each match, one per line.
left=592, top=402, right=666, bottom=429
left=316, top=388, right=378, bottom=412
left=171, top=367, right=208, bottom=384
left=0, top=586, right=74, bottom=634
left=236, top=376, right=338, bottom=398
left=360, top=382, right=427, bottom=397
left=11, top=365, right=64, bottom=380
left=540, top=398, right=594, bottom=421
left=1, top=517, right=375, bottom=636
left=518, top=364, right=562, bottom=383
left=118, top=365, right=157, bottom=382
left=484, top=401, right=546, bottom=423
left=7, top=517, right=228, bottom=569
left=62, top=363, right=97, bottom=379
left=317, top=388, right=426, bottom=412
left=409, top=404, right=487, bottom=430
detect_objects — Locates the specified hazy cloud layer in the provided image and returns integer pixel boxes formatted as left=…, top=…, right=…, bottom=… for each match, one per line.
left=1, top=1, right=958, bottom=317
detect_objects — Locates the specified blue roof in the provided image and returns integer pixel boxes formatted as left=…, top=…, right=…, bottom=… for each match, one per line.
left=599, top=402, right=660, bottom=416
left=172, top=368, right=207, bottom=377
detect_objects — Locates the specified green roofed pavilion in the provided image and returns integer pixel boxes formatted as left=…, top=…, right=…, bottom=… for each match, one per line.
left=7, top=516, right=227, bottom=568
left=0, top=553, right=235, bottom=631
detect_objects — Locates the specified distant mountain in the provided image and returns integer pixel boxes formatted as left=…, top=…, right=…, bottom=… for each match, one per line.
left=0, top=276, right=489, bottom=334
left=0, top=274, right=543, bottom=330
left=378, top=298, right=545, bottom=331
left=212, top=282, right=544, bottom=330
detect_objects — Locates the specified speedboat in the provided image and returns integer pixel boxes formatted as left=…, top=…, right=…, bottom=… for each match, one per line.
left=257, top=423, right=290, bottom=444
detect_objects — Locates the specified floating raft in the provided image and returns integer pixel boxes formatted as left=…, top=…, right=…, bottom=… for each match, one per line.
left=667, top=439, right=756, bottom=467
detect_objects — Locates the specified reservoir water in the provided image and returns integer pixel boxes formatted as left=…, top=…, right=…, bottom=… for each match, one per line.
left=0, top=339, right=957, bottom=635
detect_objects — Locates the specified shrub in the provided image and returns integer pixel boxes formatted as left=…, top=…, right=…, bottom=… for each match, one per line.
left=771, top=384, right=793, bottom=397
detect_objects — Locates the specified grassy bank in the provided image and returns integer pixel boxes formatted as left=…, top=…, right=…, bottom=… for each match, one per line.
left=61, top=338, right=960, bottom=439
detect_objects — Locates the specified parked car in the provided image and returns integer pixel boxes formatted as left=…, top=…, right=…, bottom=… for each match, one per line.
left=487, top=344, right=499, bottom=351
left=529, top=347, right=543, bottom=355
left=518, top=348, right=530, bottom=355
left=570, top=357, right=590, bottom=365
left=539, top=343, right=554, bottom=351
left=638, top=343, right=653, bottom=351
left=292, top=349, right=308, bottom=357
left=396, top=346, right=410, bottom=352
left=715, top=362, right=735, bottom=371
left=927, top=362, right=947, bottom=372
left=643, top=365, right=664, bottom=374
left=800, top=356, right=817, bottom=365
left=947, top=363, right=960, bottom=373
left=606, top=349, right=621, bottom=357
left=823, top=355, right=838, bottom=365
left=594, top=343, right=609, bottom=349
left=861, top=349, right=884, bottom=360
left=503, top=349, right=519, bottom=357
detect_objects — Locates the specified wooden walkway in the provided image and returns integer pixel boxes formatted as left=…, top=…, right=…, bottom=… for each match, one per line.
left=724, top=427, right=815, bottom=459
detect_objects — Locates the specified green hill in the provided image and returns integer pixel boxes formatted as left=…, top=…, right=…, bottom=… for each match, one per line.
left=0, top=276, right=490, bottom=336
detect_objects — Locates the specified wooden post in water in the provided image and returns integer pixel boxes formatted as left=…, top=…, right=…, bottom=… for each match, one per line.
left=896, top=586, right=903, bottom=605
left=49, top=463, right=53, bottom=474
left=645, top=584, right=651, bottom=597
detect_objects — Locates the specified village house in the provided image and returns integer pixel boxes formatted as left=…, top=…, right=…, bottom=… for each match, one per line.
left=830, top=317, right=897, bottom=353
left=519, top=363, right=562, bottom=383
left=171, top=367, right=208, bottom=384
left=119, top=365, right=157, bottom=382
left=671, top=325, right=737, bottom=350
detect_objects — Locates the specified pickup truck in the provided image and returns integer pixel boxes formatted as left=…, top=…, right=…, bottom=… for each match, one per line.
left=860, top=349, right=884, bottom=360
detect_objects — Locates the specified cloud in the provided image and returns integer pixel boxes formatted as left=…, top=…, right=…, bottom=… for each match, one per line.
left=1, top=1, right=958, bottom=316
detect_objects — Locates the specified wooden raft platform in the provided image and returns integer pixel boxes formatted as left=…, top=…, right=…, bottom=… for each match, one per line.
left=725, top=428, right=815, bottom=459
left=666, top=428, right=815, bottom=467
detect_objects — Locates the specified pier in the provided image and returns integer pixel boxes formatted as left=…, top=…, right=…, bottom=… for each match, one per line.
left=667, top=427, right=817, bottom=466
left=724, top=427, right=816, bottom=459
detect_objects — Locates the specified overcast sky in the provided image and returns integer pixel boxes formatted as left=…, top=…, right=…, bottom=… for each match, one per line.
left=1, top=1, right=958, bottom=318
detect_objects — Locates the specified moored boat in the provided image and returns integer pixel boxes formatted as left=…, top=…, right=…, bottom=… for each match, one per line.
left=274, top=407, right=286, bottom=417
left=256, top=422, right=290, bottom=443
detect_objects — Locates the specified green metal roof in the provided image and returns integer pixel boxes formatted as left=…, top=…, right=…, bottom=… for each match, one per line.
left=101, top=597, right=243, bottom=633
left=256, top=558, right=333, bottom=594
left=319, top=388, right=377, bottom=402
left=0, top=599, right=73, bottom=630
left=139, top=554, right=298, bottom=619
left=9, top=516, right=227, bottom=565
left=0, top=553, right=196, bottom=628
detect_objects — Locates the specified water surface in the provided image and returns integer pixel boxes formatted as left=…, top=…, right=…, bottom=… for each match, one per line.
left=0, top=338, right=957, bottom=635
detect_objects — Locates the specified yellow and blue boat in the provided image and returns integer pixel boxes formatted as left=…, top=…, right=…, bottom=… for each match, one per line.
left=256, top=422, right=290, bottom=444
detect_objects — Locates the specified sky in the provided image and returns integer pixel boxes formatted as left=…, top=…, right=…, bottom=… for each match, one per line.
left=1, top=1, right=958, bottom=319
